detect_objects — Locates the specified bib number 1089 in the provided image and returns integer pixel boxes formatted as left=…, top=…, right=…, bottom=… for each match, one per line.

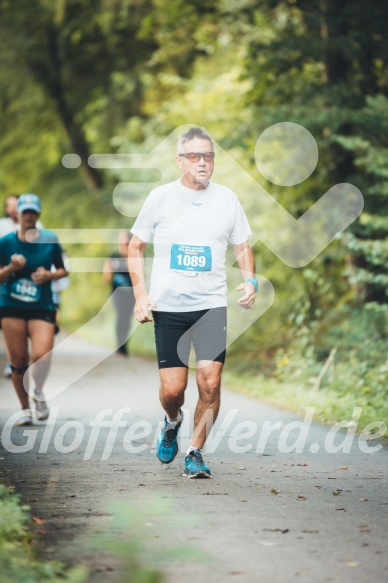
left=176, top=254, right=206, bottom=268
left=170, top=244, right=212, bottom=272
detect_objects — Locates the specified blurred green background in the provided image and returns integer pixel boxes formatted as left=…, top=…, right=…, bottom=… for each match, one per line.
left=0, top=0, right=387, bottom=429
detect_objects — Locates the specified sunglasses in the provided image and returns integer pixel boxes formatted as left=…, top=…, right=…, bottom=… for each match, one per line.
left=179, top=152, right=215, bottom=162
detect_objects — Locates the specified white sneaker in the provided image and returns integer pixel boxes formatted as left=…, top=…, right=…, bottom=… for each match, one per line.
left=16, top=410, right=34, bottom=426
left=32, top=392, right=50, bottom=420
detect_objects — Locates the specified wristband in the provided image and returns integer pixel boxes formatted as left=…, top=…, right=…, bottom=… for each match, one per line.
left=245, top=278, right=259, bottom=292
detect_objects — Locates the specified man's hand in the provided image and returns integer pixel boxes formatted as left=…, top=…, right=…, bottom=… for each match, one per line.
left=236, top=282, right=256, bottom=309
left=31, top=266, right=51, bottom=285
left=134, top=294, right=157, bottom=323
left=9, top=254, right=27, bottom=272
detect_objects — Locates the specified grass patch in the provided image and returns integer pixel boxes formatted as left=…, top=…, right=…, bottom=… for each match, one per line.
left=223, top=369, right=388, bottom=437
left=0, top=484, right=87, bottom=583
left=0, top=483, right=206, bottom=583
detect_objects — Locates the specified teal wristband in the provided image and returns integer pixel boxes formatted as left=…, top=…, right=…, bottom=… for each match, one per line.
left=245, top=278, right=259, bottom=292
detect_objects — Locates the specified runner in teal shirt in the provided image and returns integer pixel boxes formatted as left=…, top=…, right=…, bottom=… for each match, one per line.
left=0, top=194, right=69, bottom=427
left=0, top=229, right=65, bottom=311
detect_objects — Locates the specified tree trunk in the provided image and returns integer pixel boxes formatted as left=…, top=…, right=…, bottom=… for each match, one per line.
left=44, top=25, right=104, bottom=191
left=320, top=0, right=349, bottom=86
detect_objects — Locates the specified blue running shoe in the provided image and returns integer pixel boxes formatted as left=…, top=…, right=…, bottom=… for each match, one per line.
left=183, top=449, right=211, bottom=479
left=156, top=411, right=183, bottom=464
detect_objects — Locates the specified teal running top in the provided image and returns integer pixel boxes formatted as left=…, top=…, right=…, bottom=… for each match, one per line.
left=0, top=230, right=65, bottom=311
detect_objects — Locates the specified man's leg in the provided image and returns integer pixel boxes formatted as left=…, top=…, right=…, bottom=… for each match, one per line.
left=155, top=367, right=188, bottom=464
left=181, top=361, right=222, bottom=479
left=183, top=308, right=226, bottom=478
left=153, top=310, right=192, bottom=464
left=192, top=361, right=223, bottom=450
left=159, top=367, right=188, bottom=420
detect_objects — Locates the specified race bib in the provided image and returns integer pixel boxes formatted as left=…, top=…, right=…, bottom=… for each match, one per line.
left=10, top=279, right=41, bottom=303
left=170, top=244, right=212, bottom=274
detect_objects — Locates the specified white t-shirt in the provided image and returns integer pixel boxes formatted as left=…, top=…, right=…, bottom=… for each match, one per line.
left=131, top=180, right=252, bottom=312
left=0, top=218, right=17, bottom=238
left=0, top=218, right=44, bottom=238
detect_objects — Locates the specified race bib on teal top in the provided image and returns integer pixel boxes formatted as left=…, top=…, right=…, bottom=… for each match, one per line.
left=170, top=244, right=212, bottom=273
left=10, top=279, right=41, bottom=303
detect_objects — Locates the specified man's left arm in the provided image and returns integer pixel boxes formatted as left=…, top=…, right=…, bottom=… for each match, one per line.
left=233, top=241, right=257, bottom=309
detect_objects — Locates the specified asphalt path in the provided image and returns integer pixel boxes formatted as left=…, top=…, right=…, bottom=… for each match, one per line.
left=0, top=332, right=387, bottom=583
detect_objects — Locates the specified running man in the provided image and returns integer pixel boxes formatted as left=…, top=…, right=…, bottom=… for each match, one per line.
left=128, top=127, right=258, bottom=478
left=0, top=194, right=69, bottom=425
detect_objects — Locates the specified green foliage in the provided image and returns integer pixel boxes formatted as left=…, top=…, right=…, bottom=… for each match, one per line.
left=234, top=305, right=388, bottom=435
left=0, top=484, right=88, bottom=583
left=331, top=95, right=388, bottom=304
left=0, top=485, right=29, bottom=541
left=0, top=485, right=208, bottom=583
left=89, top=499, right=209, bottom=583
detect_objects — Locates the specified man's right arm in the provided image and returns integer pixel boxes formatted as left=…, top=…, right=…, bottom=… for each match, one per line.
left=128, top=235, right=156, bottom=323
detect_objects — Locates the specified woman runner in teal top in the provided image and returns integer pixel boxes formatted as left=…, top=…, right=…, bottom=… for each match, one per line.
left=0, top=194, right=69, bottom=426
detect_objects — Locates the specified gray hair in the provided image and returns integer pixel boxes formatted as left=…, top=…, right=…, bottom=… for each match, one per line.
left=177, top=126, right=214, bottom=153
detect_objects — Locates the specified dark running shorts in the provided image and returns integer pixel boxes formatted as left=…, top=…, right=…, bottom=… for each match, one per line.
left=152, top=307, right=227, bottom=369
left=0, top=307, right=56, bottom=324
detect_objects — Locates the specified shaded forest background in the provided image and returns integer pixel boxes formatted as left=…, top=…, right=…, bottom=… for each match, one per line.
left=0, top=0, right=387, bottom=429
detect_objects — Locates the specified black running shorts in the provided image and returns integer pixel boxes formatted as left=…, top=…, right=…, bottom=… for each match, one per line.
left=153, top=307, right=227, bottom=369
left=0, top=307, right=56, bottom=324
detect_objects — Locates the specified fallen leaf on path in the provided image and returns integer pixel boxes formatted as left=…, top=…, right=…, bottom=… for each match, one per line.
left=271, top=489, right=280, bottom=495
left=360, top=498, right=368, bottom=502
left=32, top=516, right=45, bottom=525
left=346, top=562, right=359, bottom=567
left=263, top=528, right=289, bottom=534
left=340, top=466, right=349, bottom=470
left=297, top=496, right=307, bottom=501
left=332, top=489, right=343, bottom=496
left=297, top=464, right=308, bottom=467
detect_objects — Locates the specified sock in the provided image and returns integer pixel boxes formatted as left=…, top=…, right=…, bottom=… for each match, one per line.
left=166, top=410, right=182, bottom=427
left=186, top=445, right=200, bottom=456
